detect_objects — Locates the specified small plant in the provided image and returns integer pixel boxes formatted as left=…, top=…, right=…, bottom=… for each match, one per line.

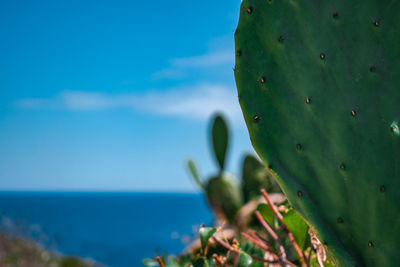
left=144, top=114, right=332, bottom=266
left=146, top=189, right=333, bottom=267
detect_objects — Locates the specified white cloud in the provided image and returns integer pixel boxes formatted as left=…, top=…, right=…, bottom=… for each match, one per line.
left=15, top=84, right=243, bottom=123
left=171, top=50, right=233, bottom=68
left=152, top=49, right=234, bottom=80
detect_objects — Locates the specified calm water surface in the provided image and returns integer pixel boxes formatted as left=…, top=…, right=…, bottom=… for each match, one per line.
left=0, top=192, right=213, bottom=267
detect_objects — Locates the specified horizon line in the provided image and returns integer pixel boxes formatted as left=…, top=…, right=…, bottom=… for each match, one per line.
left=0, top=189, right=201, bottom=194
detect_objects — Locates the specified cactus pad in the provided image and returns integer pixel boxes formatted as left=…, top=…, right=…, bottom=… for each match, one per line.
left=206, top=175, right=242, bottom=224
left=235, top=0, right=400, bottom=266
left=241, top=154, right=281, bottom=202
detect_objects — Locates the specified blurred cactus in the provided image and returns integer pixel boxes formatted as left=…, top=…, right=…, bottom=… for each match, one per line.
left=241, top=154, right=281, bottom=202
left=187, top=114, right=243, bottom=224
left=210, top=115, right=229, bottom=173
left=205, top=175, right=243, bottom=224
left=186, top=113, right=281, bottom=224
left=187, top=159, right=205, bottom=190
left=148, top=115, right=333, bottom=266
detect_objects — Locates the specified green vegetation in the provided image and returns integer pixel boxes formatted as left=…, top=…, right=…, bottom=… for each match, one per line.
left=145, top=115, right=334, bottom=266
left=0, top=232, right=100, bottom=267
left=235, top=0, right=400, bottom=266
left=187, top=114, right=281, bottom=224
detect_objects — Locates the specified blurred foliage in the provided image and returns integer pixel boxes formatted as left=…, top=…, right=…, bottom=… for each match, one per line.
left=145, top=114, right=334, bottom=267
left=0, top=232, right=99, bottom=267
left=186, top=113, right=281, bottom=224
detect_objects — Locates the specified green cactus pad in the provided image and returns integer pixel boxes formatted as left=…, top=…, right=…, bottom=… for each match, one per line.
left=186, top=158, right=205, bottom=190
left=235, top=0, right=400, bottom=266
left=241, top=154, right=281, bottom=201
left=206, top=176, right=243, bottom=224
left=211, top=114, right=229, bottom=172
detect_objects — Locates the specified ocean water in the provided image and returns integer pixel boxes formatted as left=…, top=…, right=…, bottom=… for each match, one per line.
left=0, top=192, right=213, bottom=267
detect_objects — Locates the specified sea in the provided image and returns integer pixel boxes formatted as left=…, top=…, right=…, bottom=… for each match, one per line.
left=0, top=192, right=213, bottom=267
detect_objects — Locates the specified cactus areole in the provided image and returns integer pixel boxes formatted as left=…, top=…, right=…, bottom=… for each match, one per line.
left=234, top=1, right=400, bottom=266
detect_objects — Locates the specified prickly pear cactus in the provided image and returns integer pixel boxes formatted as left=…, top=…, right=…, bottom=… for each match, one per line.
left=206, top=175, right=243, bottom=224
left=241, top=154, right=281, bottom=202
left=207, top=114, right=242, bottom=223
left=187, top=114, right=243, bottom=224
left=235, top=0, right=400, bottom=266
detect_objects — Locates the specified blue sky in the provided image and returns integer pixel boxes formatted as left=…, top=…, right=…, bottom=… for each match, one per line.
left=0, top=0, right=255, bottom=191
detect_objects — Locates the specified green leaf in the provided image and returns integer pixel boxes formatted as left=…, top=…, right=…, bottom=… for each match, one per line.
left=142, top=258, right=158, bottom=266
left=256, top=203, right=274, bottom=226
left=199, top=227, right=217, bottom=251
left=186, top=158, right=205, bottom=190
left=211, top=114, right=229, bottom=171
left=282, top=209, right=310, bottom=250
left=237, top=251, right=253, bottom=267
left=192, top=257, right=210, bottom=267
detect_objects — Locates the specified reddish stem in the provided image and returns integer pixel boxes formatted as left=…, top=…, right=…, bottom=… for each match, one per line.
left=241, top=232, right=270, bottom=251
left=255, top=211, right=280, bottom=243
left=255, top=211, right=287, bottom=263
left=213, top=234, right=297, bottom=266
left=261, top=189, right=307, bottom=264
left=156, top=256, right=165, bottom=267
left=212, top=235, right=233, bottom=251
left=260, top=189, right=283, bottom=220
